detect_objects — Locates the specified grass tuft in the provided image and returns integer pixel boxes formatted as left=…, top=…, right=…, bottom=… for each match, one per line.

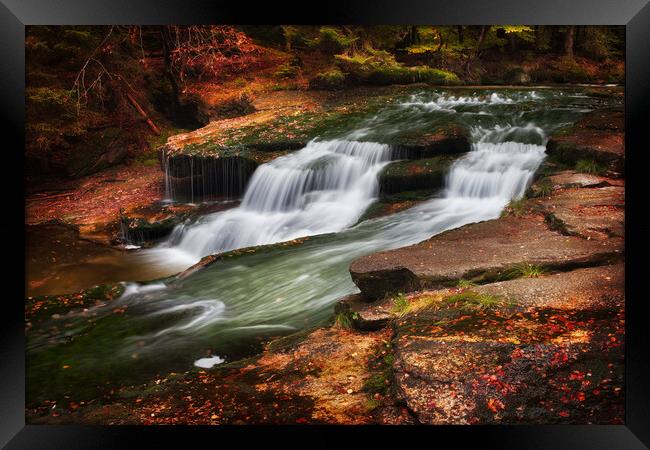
left=442, top=290, right=507, bottom=310
left=391, top=293, right=410, bottom=315
left=575, top=159, right=607, bottom=175
left=500, top=263, right=547, bottom=280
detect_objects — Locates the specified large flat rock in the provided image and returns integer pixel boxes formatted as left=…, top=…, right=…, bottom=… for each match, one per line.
left=392, top=264, right=625, bottom=424
left=546, top=108, right=624, bottom=175
left=536, top=186, right=624, bottom=240
left=350, top=214, right=623, bottom=299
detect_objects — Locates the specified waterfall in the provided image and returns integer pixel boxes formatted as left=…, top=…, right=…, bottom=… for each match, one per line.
left=165, top=139, right=392, bottom=259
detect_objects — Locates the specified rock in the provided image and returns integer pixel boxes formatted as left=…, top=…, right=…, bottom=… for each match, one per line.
left=533, top=185, right=624, bottom=240
left=335, top=294, right=395, bottom=330
left=540, top=170, right=624, bottom=190
left=391, top=264, right=624, bottom=424
left=471, top=263, right=624, bottom=310
left=378, top=156, right=457, bottom=196
left=119, top=201, right=237, bottom=246
left=390, top=125, right=470, bottom=159
left=349, top=214, right=623, bottom=299
left=546, top=108, right=624, bottom=176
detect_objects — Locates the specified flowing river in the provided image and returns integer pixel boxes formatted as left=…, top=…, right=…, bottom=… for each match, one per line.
left=27, top=87, right=616, bottom=403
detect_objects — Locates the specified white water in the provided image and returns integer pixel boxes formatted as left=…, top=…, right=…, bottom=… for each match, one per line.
left=163, top=139, right=392, bottom=260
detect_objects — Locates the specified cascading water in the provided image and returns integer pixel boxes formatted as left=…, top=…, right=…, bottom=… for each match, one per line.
left=164, top=139, right=392, bottom=259
left=28, top=88, right=610, bottom=400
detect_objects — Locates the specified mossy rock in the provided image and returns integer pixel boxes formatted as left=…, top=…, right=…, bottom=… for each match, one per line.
left=379, top=155, right=457, bottom=196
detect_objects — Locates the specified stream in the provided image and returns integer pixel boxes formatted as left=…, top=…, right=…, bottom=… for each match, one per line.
left=26, top=87, right=618, bottom=403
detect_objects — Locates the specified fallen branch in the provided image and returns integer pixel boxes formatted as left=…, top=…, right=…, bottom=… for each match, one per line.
left=125, top=92, right=161, bottom=135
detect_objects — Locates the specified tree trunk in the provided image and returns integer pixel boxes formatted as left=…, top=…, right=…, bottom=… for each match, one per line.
left=466, top=25, right=487, bottom=73
left=564, top=25, right=575, bottom=58
left=457, top=26, right=464, bottom=44
left=160, top=26, right=181, bottom=106
left=409, top=26, right=420, bottom=45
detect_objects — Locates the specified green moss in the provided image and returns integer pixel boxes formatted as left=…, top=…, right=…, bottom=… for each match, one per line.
left=362, top=342, right=394, bottom=396
left=498, top=263, right=547, bottom=281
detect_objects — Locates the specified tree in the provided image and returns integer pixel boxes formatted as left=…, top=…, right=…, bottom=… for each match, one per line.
left=564, top=25, right=576, bottom=58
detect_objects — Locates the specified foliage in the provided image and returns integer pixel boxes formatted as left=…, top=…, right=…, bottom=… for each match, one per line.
left=307, top=26, right=357, bottom=54
left=334, top=311, right=359, bottom=329
left=334, top=50, right=459, bottom=85
left=308, top=68, right=347, bottom=90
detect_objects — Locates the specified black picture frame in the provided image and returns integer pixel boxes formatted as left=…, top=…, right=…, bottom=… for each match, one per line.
left=3, top=1, right=649, bottom=448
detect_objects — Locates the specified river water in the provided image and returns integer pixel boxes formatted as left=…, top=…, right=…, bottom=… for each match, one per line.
left=26, top=87, right=617, bottom=403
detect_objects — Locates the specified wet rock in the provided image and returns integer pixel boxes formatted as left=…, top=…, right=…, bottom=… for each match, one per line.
left=546, top=108, right=624, bottom=176
left=379, top=156, right=457, bottom=196
left=119, top=201, right=238, bottom=246
left=349, top=214, right=623, bottom=299
left=390, top=125, right=470, bottom=159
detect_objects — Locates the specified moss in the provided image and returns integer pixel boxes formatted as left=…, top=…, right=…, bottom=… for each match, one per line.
left=457, top=279, right=476, bottom=289
left=273, top=63, right=299, bottom=79
left=308, top=27, right=357, bottom=54
left=362, top=341, right=394, bottom=396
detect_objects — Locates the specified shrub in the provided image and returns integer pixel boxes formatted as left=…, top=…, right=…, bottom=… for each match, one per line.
left=274, top=63, right=299, bottom=79
left=335, top=52, right=459, bottom=86
left=308, top=68, right=347, bottom=90
left=309, top=27, right=357, bottom=54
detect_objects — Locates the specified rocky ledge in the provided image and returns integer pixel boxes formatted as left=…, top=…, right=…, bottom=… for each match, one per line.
left=349, top=182, right=623, bottom=300
left=546, top=107, right=624, bottom=176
